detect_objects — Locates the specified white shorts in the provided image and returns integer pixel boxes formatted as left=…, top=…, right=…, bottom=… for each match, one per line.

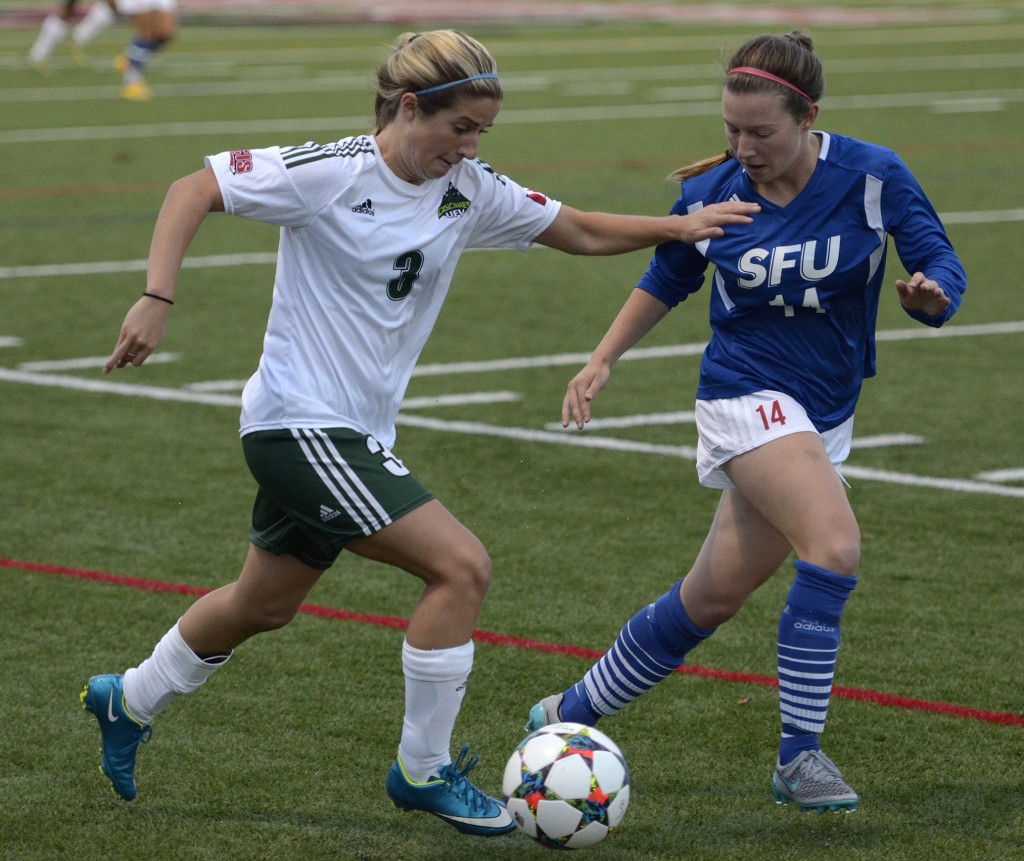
left=116, top=0, right=176, bottom=14
left=695, top=390, right=853, bottom=489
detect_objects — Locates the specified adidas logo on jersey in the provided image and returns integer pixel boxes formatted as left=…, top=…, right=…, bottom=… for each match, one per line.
left=320, top=504, right=342, bottom=522
left=351, top=198, right=375, bottom=216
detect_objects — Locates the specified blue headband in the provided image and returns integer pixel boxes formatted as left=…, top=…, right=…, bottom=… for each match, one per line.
left=414, top=73, right=500, bottom=97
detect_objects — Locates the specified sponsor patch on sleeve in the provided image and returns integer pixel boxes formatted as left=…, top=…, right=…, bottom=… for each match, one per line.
left=229, top=150, right=254, bottom=175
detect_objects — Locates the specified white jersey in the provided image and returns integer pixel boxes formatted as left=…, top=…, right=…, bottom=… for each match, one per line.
left=116, top=0, right=177, bottom=14
left=206, top=135, right=561, bottom=447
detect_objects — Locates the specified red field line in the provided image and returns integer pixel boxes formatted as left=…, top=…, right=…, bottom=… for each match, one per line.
left=4, top=556, right=1023, bottom=728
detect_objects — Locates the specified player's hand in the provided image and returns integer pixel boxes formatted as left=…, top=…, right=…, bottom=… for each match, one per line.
left=562, top=362, right=611, bottom=429
left=671, top=201, right=760, bottom=243
left=895, top=272, right=950, bottom=317
left=104, top=296, right=170, bottom=373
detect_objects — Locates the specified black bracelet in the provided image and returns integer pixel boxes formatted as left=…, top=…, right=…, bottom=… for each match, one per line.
left=143, top=291, right=174, bottom=305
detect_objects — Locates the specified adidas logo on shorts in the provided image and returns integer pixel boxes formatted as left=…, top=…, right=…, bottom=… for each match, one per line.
left=320, top=504, right=342, bottom=522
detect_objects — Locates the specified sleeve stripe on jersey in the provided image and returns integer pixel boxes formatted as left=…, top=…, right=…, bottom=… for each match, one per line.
left=281, top=138, right=375, bottom=170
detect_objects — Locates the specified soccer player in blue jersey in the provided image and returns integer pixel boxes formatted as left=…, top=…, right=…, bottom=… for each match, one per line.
left=79, top=29, right=757, bottom=838
left=527, top=31, right=966, bottom=813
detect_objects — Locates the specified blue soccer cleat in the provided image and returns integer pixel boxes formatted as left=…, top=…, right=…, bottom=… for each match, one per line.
left=80, top=673, right=151, bottom=801
left=386, top=745, right=515, bottom=837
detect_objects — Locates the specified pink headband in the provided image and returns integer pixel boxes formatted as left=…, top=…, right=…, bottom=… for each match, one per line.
left=727, top=66, right=813, bottom=103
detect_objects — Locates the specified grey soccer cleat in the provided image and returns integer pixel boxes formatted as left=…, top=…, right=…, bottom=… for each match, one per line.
left=524, top=693, right=563, bottom=732
left=771, top=750, right=859, bottom=813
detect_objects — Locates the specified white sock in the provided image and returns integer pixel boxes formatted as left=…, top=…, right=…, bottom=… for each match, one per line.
left=73, top=2, right=116, bottom=47
left=397, top=639, right=474, bottom=783
left=122, top=621, right=232, bottom=724
left=29, top=15, right=68, bottom=63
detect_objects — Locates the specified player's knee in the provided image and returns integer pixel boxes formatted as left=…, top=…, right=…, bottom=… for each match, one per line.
left=807, top=532, right=860, bottom=576
left=441, top=541, right=493, bottom=600
left=242, top=599, right=303, bottom=633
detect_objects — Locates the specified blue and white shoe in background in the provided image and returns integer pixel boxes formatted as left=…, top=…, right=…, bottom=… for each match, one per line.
left=386, top=745, right=515, bottom=836
left=80, top=673, right=151, bottom=801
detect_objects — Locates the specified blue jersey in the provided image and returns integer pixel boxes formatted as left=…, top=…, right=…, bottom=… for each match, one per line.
left=637, top=132, right=966, bottom=431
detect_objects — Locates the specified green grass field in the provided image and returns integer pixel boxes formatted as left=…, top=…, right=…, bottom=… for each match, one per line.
left=2, top=2, right=1023, bottom=859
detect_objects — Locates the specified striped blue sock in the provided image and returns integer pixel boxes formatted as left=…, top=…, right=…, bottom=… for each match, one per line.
left=124, top=37, right=165, bottom=79
left=777, top=560, right=857, bottom=765
left=561, top=581, right=715, bottom=725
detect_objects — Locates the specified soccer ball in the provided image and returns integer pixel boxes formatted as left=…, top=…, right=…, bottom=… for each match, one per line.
left=502, top=722, right=630, bottom=850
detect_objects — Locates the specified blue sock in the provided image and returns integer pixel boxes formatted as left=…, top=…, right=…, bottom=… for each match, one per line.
left=777, top=560, right=857, bottom=765
left=125, top=37, right=164, bottom=78
left=561, top=581, right=715, bottom=724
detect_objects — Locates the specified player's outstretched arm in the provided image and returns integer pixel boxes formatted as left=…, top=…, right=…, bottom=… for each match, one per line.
left=535, top=200, right=759, bottom=257
left=563, top=289, right=671, bottom=429
left=104, top=168, right=225, bottom=373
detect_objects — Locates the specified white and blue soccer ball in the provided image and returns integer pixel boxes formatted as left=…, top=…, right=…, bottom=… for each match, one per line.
left=502, top=722, right=630, bottom=850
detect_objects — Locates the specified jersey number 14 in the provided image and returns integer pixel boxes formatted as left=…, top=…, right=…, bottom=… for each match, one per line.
left=755, top=399, right=787, bottom=431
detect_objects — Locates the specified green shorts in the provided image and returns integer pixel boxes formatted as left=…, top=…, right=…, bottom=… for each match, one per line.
left=241, top=427, right=433, bottom=570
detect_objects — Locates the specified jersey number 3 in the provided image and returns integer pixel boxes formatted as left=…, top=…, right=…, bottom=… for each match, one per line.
left=387, top=250, right=424, bottom=301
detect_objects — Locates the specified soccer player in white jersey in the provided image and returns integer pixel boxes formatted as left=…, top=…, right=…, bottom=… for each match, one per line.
left=80, top=30, right=758, bottom=836
left=27, top=0, right=175, bottom=101
left=27, top=0, right=118, bottom=71
left=527, top=31, right=966, bottom=814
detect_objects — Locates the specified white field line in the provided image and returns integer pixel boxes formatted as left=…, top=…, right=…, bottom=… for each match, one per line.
left=392, top=413, right=1024, bottom=499
left=976, top=468, right=1024, bottom=482
left=939, top=209, right=1024, bottom=225
left=0, top=367, right=243, bottom=407
left=541, top=403, right=925, bottom=451
left=396, top=413, right=700, bottom=460
left=848, top=434, right=925, bottom=450
left=163, top=0, right=994, bottom=28
left=2, top=0, right=990, bottom=31
left=0, top=253, right=278, bottom=281
left=185, top=379, right=251, bottom=392
left=840, top=466, right=1024, bottom=498
left=17, top=353, right=180, bottom=372
left=400, top=391, right=520, bottom=409
left=3, top=25, right=1023, bottom=71
left=3, top=211, right=1022, bottom=283
left=414, top=321, right=1024, bottom=377
left=2, top=323, right=1023, bottom=499
left=4, top=52, right=1024, bottom=104
left=544, top=410, right=697, bottom=430
left=4, top=88, right=1024, bottom=144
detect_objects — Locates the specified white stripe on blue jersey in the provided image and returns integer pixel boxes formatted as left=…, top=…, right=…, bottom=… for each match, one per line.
left=638, top=132, right=966, bottom=431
